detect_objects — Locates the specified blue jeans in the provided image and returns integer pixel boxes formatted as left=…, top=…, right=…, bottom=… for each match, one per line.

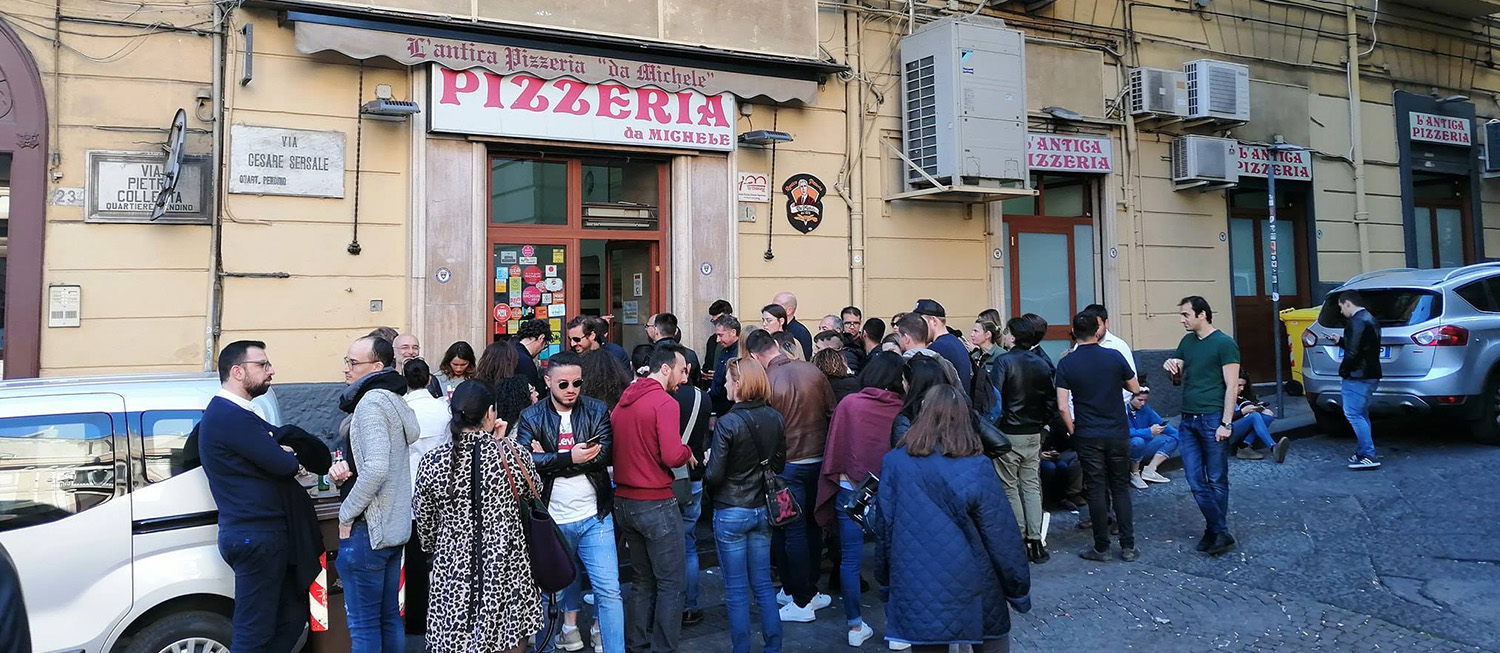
left=835, top=487, right=864, bottom=627
left=681, top=480, right=704, bottom=611
left=774, top=462, right=822, bottom=606
left=1130, top=431, right=1179, bottom=462
left=217, top=529, right=305, bottom=653
left=538, top=515, right=625, bottom=653
left=1342, top=378, right=1378, bottom=459
left=336, top=522, right=405, bottom=652
left=1231, top=412, right=1277, bottom=449
left=617, top=498, right=686, bottom=653
left=1177, top=414, right=1231, bottom=535
left=714, top=507, right=782, bottom=653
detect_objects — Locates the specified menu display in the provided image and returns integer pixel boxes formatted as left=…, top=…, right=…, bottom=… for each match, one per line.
left=494, top=243, right=567, bottom=361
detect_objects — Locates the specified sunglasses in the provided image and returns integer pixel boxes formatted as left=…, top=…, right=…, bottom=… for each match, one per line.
left=555, top=380, right=584, bottom=390
left=569, top=336, right=585, bottom=343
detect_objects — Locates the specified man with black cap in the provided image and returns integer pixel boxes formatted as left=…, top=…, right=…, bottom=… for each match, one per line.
left=913, top=299, right=972, bottom=392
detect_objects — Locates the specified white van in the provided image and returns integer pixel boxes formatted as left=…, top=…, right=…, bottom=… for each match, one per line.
left=0, top=373, right=293, bottom=653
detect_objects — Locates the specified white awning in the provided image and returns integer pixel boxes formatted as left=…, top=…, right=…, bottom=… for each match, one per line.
left=293, top=20, right=823, bottom=104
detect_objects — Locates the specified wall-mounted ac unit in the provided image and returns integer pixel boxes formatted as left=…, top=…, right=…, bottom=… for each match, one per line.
left=899, top=16, right=1028, bottom=190
left=1172, top=135, right=1239, bottom=187
left=1185, top=59, right=1250, bottom=122
left=1129, top=67, right=1188, bottom=116
left=1485, top=121, right=1500, bottom=176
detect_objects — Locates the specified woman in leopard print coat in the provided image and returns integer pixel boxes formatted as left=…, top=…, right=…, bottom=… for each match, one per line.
left=415, top=381, right=543, bottom=653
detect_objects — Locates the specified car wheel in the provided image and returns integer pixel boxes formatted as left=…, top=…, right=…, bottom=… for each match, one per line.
left=1311, top=401, right=1352, bottom=437
left=122, top=611, right=232, bottom=653
left=1466, top=374, right=1500, bottom=446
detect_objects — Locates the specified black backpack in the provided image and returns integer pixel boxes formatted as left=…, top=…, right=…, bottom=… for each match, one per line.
left=970, top=352, right=1001, bottom=424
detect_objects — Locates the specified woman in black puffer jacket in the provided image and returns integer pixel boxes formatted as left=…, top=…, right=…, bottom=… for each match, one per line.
left=891, top=354, right=1010, bottom=460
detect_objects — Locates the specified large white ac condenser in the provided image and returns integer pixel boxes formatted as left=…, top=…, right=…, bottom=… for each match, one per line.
left=1185, top=59, right=1251, bottom=122
left=899, top=16, right=1028, bottom=190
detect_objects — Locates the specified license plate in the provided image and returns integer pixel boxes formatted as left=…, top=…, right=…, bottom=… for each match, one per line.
left=1334, top=346, right=1391, bottom=360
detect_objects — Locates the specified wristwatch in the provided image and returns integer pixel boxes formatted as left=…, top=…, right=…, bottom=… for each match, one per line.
left=1219, top=421, right=1232, bottom=429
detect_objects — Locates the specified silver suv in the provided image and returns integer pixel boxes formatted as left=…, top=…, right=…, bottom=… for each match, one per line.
left=1300, top=262, right=1500, bottom=445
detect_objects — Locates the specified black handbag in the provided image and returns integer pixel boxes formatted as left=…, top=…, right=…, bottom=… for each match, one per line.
left=744, top=412, right=802, bottom=527
left=499, top=441, right=578, bottom=593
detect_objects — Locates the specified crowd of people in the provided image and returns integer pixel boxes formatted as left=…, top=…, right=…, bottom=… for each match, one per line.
left=194, top=288, right=1390, bottom=653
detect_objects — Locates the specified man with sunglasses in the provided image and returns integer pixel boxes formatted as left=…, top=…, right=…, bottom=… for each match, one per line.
left=515, top=352, right=622, bottom=653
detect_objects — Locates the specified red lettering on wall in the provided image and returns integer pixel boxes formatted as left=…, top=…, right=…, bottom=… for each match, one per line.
left=553, top=78, right=591, bottom=115
left=597, top=84, right=630, bottom=119
left=439, top=68, right=478, bottom=105
left=636, top=88, right=671, bottom=123
left=510, top=75, right=550, bottom=112
left=695, top=96, right=729, bottom=127
left=482, top=72, right=505, bottom=108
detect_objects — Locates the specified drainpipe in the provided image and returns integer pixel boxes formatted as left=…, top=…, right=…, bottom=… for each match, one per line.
left=203, top=2, right=228, bottom=371
left=1347, top=7, right=1373, bottom=272
left=843, top=8, right=867, bottom=310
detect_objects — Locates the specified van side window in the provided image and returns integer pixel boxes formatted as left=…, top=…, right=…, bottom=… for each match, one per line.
left=140, top=410, right=204, bottom=484
left=0, top=413, right=116, bottom=532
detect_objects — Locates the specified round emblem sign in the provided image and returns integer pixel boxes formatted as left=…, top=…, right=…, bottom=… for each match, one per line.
left=544, top=277, right=564, bottom=292
left=523, top=266, right=544, bottom=284
left=434, top=267, right=452, bottom=283
left=494, top=304, right=510, bottom=322
left=521, top=286, right=542, bottom=306
left=521, top=245, right=536, bottom=258
left=700, top=262, right=713, bottom=276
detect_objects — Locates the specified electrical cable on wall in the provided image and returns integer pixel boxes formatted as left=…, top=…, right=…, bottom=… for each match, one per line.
left=348, top=62, right=365, bottom=255
left=764, top=108, right=779, bottom=261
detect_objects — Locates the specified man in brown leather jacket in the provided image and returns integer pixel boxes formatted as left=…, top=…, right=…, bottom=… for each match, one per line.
left=744, top=328, right=837, bottom=623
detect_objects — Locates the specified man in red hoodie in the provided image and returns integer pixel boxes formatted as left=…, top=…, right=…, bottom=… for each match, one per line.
left=611, top=342, right=695, bottom=653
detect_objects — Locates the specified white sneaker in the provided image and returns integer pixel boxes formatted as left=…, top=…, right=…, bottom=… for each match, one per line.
left=1141, top=469, right=1170, bottom=484
left=776, top=589, right=793, bottom=606
left=1040, top=511, right=1051, bottom=546
left=779, top=601, right=816, bottom=623
left=590, top=622, right=602, bottom=653
left=848, top=623, right=875, bottom=647
left=887, top=640, right=911, bottom=651
left=1130, top=472, right=1148, bottom=489
left=809, top=592, right=833, bottom=611
left=557, top=625, right=584, bottom=652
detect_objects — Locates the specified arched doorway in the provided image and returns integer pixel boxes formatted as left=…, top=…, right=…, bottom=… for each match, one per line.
left=0, top=19, right=46, bottom=378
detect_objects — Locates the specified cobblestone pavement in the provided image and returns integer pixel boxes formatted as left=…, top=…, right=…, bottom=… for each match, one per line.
left=668, top=425, right=1500, bottom=652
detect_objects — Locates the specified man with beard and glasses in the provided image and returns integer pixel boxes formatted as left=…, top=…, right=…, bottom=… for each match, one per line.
left=515, top=353, right=623, bottom=653
left=200, top=340, right=330, bottom=652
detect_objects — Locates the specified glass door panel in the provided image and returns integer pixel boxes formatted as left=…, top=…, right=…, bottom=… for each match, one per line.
left=1435, top=208, right=1465, bottom=268
left=1230, top=217, right=1258, bottom=296
left=1016, top=232, right=1071, bottom=327
left=493, top=242, right=568, bottom=361
left=1259, top=218, right=1297, bottom=294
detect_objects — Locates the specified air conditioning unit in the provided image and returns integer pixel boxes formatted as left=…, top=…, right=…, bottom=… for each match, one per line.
left=1129, top=67, right=1188, bottom=116
left=1172, top=135, right=1239, bottom=187
left=1184, top=59, right=1250, bottom=122
left=899, top=16, right=1028, bottom=190
left=1485, top=121, right=1500, bottom=176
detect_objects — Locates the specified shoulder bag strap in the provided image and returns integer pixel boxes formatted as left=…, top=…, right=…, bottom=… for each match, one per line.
left=498, top=440, right=542, bottom=503
left=681, top=390, right=704, bottom=445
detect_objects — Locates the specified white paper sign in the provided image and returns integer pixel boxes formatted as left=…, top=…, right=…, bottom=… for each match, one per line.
left=1409, top=112, right=1472, bottom=146
left=736, top=172, right=771, bottom=202
left=230, top=125, right=346, bottom=197
left=430, top=65, right=735, bottom=151
left=1026, top=133, right=1113, bottom=173
left=1234, top=145, right=1312, bottom=181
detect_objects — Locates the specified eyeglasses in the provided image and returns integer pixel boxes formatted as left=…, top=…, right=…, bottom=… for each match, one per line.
left=555, top=380, right=584, bottom=390
left=240, top=360, right=273, bottom=369
left=343, top=358, right=378, bottom=367
left=843, top=320, right=861, bottom=326
left=569, top=337, right=584, bottom=343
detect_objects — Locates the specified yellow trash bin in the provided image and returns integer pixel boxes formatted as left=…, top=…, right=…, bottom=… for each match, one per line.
left=1279, top=307, right=1321, bottom=385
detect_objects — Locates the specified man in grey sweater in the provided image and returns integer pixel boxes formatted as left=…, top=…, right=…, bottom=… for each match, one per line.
left=330, top=334, right=419, bottom=652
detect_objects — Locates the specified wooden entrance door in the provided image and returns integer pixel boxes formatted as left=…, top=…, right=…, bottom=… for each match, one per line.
left=1229, top=190, right=1310, bottom=383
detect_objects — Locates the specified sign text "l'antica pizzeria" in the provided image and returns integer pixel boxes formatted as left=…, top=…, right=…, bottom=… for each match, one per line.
left=428, top=65, right=735, bottom=152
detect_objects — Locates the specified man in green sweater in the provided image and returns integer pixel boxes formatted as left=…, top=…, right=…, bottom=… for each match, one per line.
left=1162, top=296, right=1241, bottom=556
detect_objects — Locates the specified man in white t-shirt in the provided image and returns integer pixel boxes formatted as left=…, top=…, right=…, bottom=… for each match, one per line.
left=1077, top=304, right=1138, bottom=402
left=514, top=352, right=621, bottom=653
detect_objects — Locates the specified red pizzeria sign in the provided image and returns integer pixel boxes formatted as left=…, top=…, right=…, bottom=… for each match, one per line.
left=1026, top=134, right=1113, bottom=173
left=1234, top=145, right=1312, bottom=181
left=1409, top=112, right=1471, bottom=146
left=429, top=65, right=735, bottom=151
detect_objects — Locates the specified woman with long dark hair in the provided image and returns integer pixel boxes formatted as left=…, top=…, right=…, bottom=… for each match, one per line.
left=889, top=354, right=960, bottom=447
left=414, top=382, right=543, bottom=653
left=816, top=351, right=904, bottom=646
left=579, top=348, right=632, bottom=411
left=760, top=304, right=789, bottom=334
left=875, top=385, right=1031, bottom=652
left=474, top=340, right=535, bottom=436
left=434, top=341, right=478, bottom=400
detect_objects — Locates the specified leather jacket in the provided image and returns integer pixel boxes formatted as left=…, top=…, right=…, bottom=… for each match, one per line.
left=1339, top=308, right=1384, bottom=381
left=890, top=408, right=1012, bottom=459
left=703, top=400, right=786, bottom=510
left=513, top=395, right=614, bottom=520
left=990, top=348, right=1059, bottom=435
left=764, top=357, right=836, bottom=461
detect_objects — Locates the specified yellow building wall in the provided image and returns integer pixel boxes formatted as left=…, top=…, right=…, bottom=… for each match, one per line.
left=11, top=3, right=216, bottom=376
left=216, top=9, right=412, bottom=383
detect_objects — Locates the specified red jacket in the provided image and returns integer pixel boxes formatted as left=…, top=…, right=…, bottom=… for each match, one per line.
left=610, top=378, right=693, bottom=501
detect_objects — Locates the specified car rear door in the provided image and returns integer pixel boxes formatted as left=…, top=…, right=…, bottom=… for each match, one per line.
left=1309, top=288, right=1443, bottom=379
left=0, top=392, right=132, bottom=653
